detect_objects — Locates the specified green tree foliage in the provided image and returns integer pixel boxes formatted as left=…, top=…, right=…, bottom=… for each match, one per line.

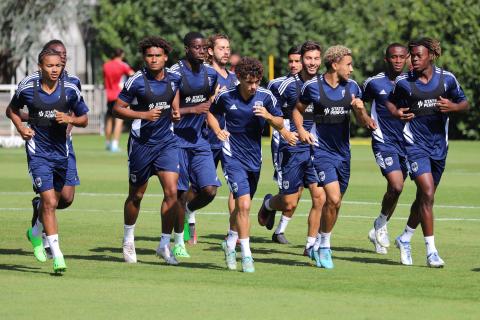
left=92, top=0, right=480, bottom=139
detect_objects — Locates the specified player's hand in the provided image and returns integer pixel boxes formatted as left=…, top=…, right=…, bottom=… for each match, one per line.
left=365, top=117, right=377, bottom=130
left=18, top=126, right=35, bottom=140
left=393, top=107, right=414, bottom=121
left=193, top=102, right=211, bottom=114
left=143, top=108, right=162, bottom=121
left=282, top=131, right=298, bottom=146
left=298, top=128, right=314, bottom=145
left=253, top=106, right=271, bottom=120
left=216, top=129, right=230, bottom=141
left=437, top=96, right=455, bottom=113
left=350, top=94, right=364, bottom=109
left=55, top=111, right=72, bottom=125
left=171, top=109, right=181, bottom=122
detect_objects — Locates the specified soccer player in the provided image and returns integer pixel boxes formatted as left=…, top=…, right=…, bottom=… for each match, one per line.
left=387, top=38, right=468, bottom=267
left=209, top=57, right=283, bottom=272
left=363, top=43, right=409, bottom=254
left=7, top=48, right=89, bottom=273
left=258, top=41, right=325, bottom=253
left=112, top=36, right=182, bottom=265
left=103, top=48, right=135, bottom=152
left=267, top=45, right=302, bottom=193
left=294, top=45, right=376, bottom=268
left=7, top=40, right=84, bottom=259
left=169, top=32, right=220, bottom=254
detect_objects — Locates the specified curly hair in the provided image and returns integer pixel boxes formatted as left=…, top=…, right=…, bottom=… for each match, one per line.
left=42, top=39, right=65, bottom=51
left=235, top=57, right=263, bottom=80
left=324, top=45, right=352, bottom=69
left=38, top=48, right=61, bottom=64
left=138, top=36, right=172, bottom=55
left=408, top=37, right=441, bottom=59
left=206, top=33, right=230, bottom=64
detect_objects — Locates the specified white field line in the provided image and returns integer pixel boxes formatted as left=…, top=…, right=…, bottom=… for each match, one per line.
left=1, top=207, right=480, bottom=222
left=1, top=192, right=479, bottom=210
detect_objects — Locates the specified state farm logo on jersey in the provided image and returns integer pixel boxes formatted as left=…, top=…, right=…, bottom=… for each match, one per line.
left=417, top=99, right=437, bottom=109
left=38, top=110, right=56, bottom=119
left=148, top=101, right=170, bottom=110
left=185, top=95, right=207, bottom=104
left=324, top=107, right=347, bottom=115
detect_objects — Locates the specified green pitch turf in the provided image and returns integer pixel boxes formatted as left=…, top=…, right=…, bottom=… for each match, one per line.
left=1, top=135, right=479, bottom=319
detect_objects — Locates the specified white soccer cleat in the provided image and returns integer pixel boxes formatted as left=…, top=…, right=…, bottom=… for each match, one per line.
left=122, top=241, right=137, bottom=263
left=368, top=228, right=387, bottom=254
left=156, top=245, right=179, bottom=265
left=427, top=252, right=445, bottom=268
left=395, top=237, right=413, bottom=266
left=375, top=224, right=390, bottom=248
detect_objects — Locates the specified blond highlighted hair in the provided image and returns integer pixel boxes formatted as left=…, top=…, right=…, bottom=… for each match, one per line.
left=324, top=45, right=352, bottom=69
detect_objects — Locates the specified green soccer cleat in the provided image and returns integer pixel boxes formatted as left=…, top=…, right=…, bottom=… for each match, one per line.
left=53, top=256, right=67, bottom=273
left=172, top=244, right=190, bottom=258
left=241, top=256, right=255, bottom=273
left=222, top=241, right=237, bottom=270
left=26, top=228, right=47, bottom=262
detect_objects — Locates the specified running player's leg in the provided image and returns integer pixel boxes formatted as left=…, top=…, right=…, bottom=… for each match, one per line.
left=305, top=182, right=325, bottom=256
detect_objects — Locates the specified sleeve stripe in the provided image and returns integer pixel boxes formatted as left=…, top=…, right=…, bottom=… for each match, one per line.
left=258, top=88, right=277, bottom=106
left=214, top=87, right=234, bottom=104
left=16, top=83, right=34, bottom=98
left=301, top=78, right=317, bottom=95
left=125, top=72, right=142, bottom=90
left=278, top=77, right=295, bottom=95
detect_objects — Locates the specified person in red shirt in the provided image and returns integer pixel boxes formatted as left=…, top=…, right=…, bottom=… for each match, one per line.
left=103, top=48, right=134, bottom=152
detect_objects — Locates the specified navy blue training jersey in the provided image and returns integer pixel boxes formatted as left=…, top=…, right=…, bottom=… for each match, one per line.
left=11, top=79, right=89, bottom=159
left=389, top=67, right=467, bottom=160
left=363, top=72, right=405, bottom=155
left=170, top=60, right=217, bottom=148
left=210, top=86, right=282, bottom=171
left=300, top=75, right=362, bottom=159
left=278, top=73, right=315, bottom=152
left=118, top=68, right=181, bottom=145
left=208, top=69, right=238, bottom=149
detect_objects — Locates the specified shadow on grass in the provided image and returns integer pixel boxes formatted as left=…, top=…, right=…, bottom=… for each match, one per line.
left=134, top=236, right=159, bottom=242
left=335, top=255, right=399, bottom=266
left=201, top=233, right=275, bottom=244
left=137, top=260, right=224, bottom=270
left=331, top=246, right=373, bottom=254
left=0, top=248, right=32, bottom=256
left=472, top=268, right=480, bottom=272
left=253, top=257, right=311, bottom=267
left=0, top=263, right=50, bottom=274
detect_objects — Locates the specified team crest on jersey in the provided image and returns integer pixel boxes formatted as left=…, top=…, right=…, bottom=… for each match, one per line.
left=282, top=180, right=289, bottom=189
left=231, top=182, right=238, bottom=193
left=385, top=157, right=393, bottom=167
left=34, top=177, right=42, bottom=188
left=254, top=101, right=263, bottom=108
left=319, top=171, right=326, bottom=182
left=130, top=174, right=137, bottom=183
left=375, top=152, right=386, bottom=169
left=411, top=162, right=418, bottom=172
left=341, top=89, right=345, bottom=97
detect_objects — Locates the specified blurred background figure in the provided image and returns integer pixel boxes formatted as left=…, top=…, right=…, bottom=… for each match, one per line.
left=103, top=48, right=134, bottom=152
left=228, top=52, right=241, bottom=72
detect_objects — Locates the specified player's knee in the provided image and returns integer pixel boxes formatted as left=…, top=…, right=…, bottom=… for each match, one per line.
left=419, top=188, right=435, bottom=206
left=282, top=199, right=297, bottom=212
left=387, top=182, right=403, bottom=197
left=57, top=195, right=74, bottom=209
left=326, top=195, right=341, bottom=210
left=201, top=186, right=217, bottom=201
left=42, top=197, right=58, bottom=212
left=129, top=190, right=145, bottom=204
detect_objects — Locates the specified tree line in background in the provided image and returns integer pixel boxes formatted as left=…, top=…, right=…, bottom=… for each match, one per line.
left=1, top=0, right=478, bottom=139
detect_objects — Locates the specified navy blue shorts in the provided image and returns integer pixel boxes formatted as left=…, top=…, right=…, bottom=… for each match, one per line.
left=313, top=154, right=350, bottom=194
left=408, top=156, right=446, bottom=186
left=223, top=158, right=260, bottom=199
left=271, top=130, right=280, bottom=181
left=373, top=147, right=408, bottom=178
left=211, top=148, right=223, bottom=169
left=128, top=139, right=179, bottom=186
left=65, top=137, right=80, bottom=186
left=277, top=149, right=319, bottom=195
left=28, top=156, right=67, bottom=193
left=178, top=146, right=221, bottom=192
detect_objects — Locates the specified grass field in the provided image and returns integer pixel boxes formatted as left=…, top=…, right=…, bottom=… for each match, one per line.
left=1, top=134, right=479, bottom=319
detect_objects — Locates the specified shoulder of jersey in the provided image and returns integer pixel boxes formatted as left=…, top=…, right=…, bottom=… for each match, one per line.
left=301, top=76, right=318, bottom=94
left=257, top=87, right=277, bottom=104
left=394, top=72, right=409, bottom=85
left=278, top=76, right=297, bottom=94
left=124, top=71, right=144, bottom=90
left=18, top=71, right=41, bottom=88
left=64, top=80, right=82, bottom=98
left=166, top=67, right=181, bottom=78
left=267, top=76, right=288, bottom=89
left=435, top=66, right=458, bottom=84
left=214, top=86, right=235, bottom=103
left=363, top=72, right=386, bottom=89
left=16, top=81, right=34, bottom=97
left=169, top=62, right=181, bottom=72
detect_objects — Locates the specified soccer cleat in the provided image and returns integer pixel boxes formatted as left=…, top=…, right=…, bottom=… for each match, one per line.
left=375, top=224, right=390, bottom=248
left=241, top=256, right=255, bottom=273
left=31, top=197, right=40, bottom=227
left=257, top=194, right=275, bottom=227
left=122, top=241, right=137, bottom=263
left=303, top=247, right=310, bottom=257
left=395, top=237, right=413, bottom=266
left=26, top=228, right=47, bottom=262
left=53, top=256, right=67, bottom=273
left=187, top=223, right=197, bottom=245
left=222, top=241, right=237, bottom=270
left=272, top=232, right=289, bottom=244
left=156, top=245, right=179, bottom=265
left=42, top=233, right=53, bottom=259
left=427, top=252, right=445, bottom=268
left=172, top=244, right=190, bottom=258
left=312, top=249, right=322, bottom=267
left=368, top=228, right=388, bottom=254
left=319, top=248, right=334, bottom=269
